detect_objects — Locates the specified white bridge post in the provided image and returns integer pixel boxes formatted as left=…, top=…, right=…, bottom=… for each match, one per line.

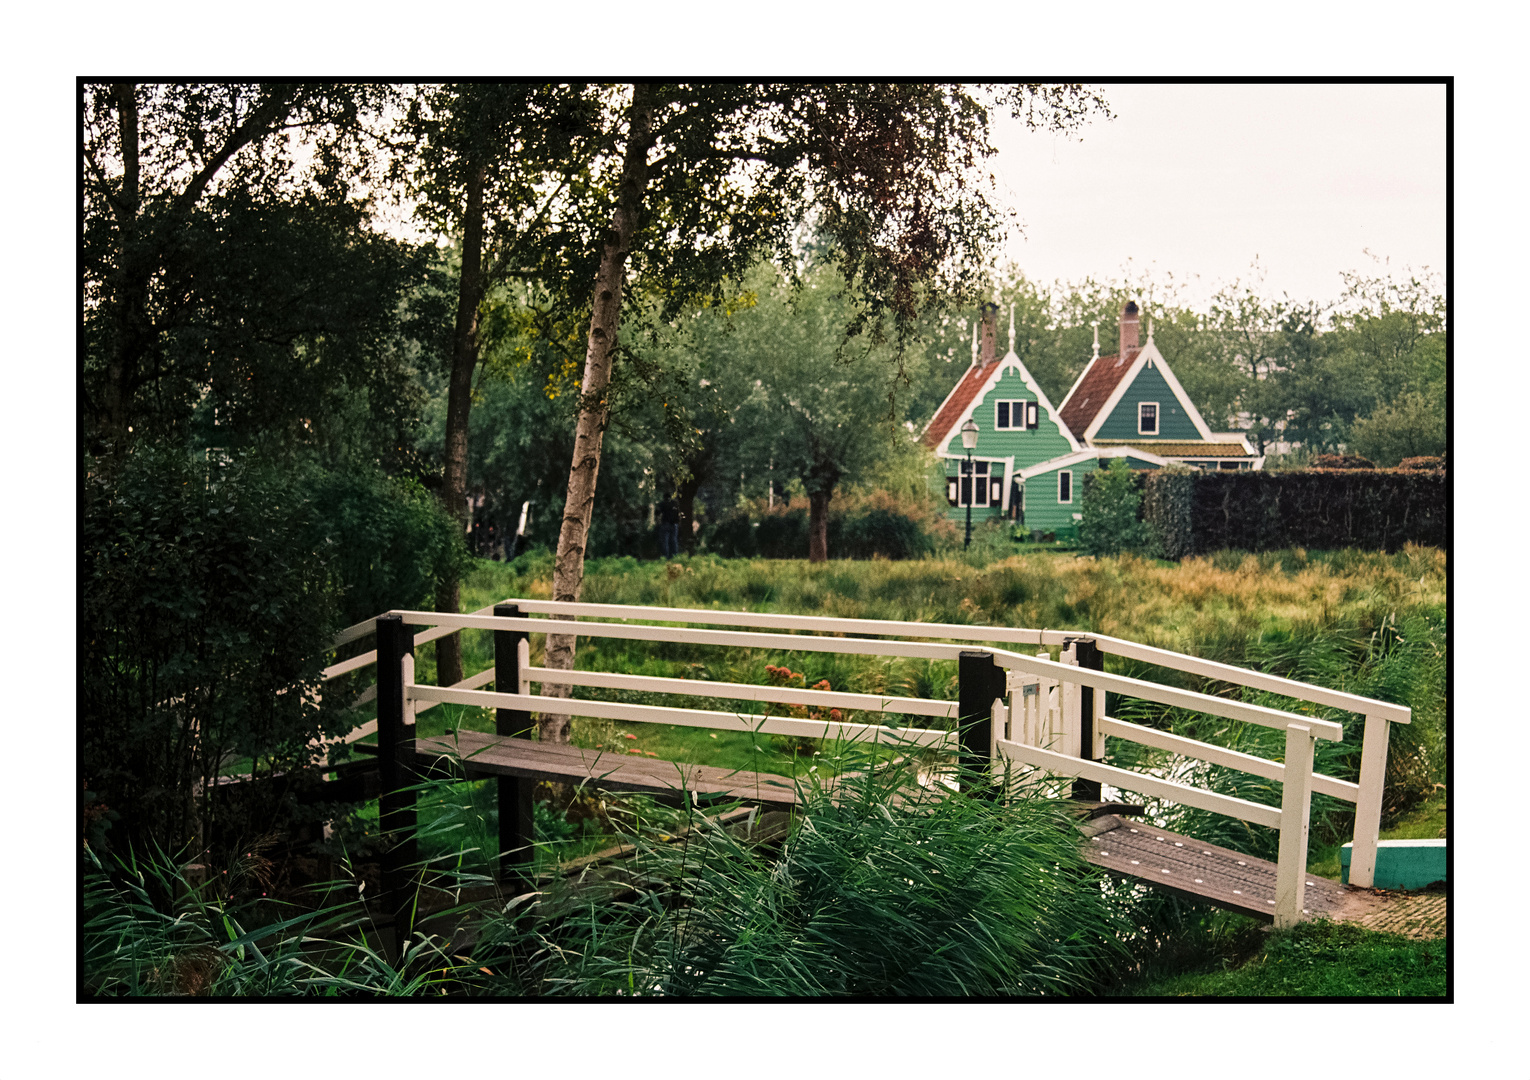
left=1274, top=722, right=1315, bottom=929
left=1348, top=713, right=1391, bottom=889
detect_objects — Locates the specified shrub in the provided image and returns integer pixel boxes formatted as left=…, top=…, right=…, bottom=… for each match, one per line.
left=1309, top=453, right=1376, bottom=470
left=1142, top=467, right=1197, bottom=560
left=1348, top=392, right=1447, bottom=468
left=301, top=468, right=467, bottom=626
left=1179, top=470, right=1446, bottom=554
left=82, top=447, right=347, bottom=859
left=706, top=490, right=951, bottom=560
left=1080, top=460, right=1161, bottom=558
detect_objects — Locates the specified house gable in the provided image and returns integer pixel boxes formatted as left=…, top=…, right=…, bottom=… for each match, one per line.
left=929, top=353, right=1080, bottom=463
left=1082, top=339, right=1216, bottom=443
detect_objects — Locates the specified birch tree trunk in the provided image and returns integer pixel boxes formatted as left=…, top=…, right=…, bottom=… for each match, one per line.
left=436, top=158, right=488, bottom=689
left=540, top=85, right=657, bottom=743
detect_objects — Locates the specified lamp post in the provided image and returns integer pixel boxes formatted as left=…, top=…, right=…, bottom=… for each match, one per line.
left=960, top=418, right=979, bottom=550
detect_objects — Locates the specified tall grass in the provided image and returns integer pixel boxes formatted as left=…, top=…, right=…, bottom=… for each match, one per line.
left=84, top=759, right=1134, bottom=997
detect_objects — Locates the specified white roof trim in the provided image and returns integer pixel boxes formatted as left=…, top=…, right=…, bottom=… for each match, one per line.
left=1081, top=340, right=1215, bottom=443
left=918, top=363, right=980, bottom=441
left=1055, top=353, right=1098, bottom=418
left=1017, top=445, right=1174, bottom=481
left=928, top=350, right=1081, bottom=454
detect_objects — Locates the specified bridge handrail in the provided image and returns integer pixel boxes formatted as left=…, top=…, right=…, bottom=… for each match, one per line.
left=324, top=597, right=1403, bottom=900
left=379, top=609, right=1343, bottom=741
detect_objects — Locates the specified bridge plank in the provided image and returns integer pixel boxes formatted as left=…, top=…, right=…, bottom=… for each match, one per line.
left=1081, top=815, right=1355, bottom=922
left=408, top=729, right=801, bottom=807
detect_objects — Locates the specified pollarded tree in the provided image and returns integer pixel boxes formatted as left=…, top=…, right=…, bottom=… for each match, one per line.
left=698, top=260, right=922, bottom=561
left=537, top=82, right=1110, bottom=740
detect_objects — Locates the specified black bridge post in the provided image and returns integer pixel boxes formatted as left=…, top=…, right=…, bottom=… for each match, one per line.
left=1071, top=637, right=1104, bottom=802
left=494, top=604, right=535, bottom=886
left=958, top=651, right=1006, bottom=793
left=376, top=614, right=417, bottom=953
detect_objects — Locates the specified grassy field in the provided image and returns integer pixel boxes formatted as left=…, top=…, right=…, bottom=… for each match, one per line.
left=320, top=543, right=1447, bottom=994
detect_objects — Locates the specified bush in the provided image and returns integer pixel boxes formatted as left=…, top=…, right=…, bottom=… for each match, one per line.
left=1309, top=453, right=1376, bottom=470
left=302, top=468, right=467, bottom=626
left=1080, top=460, right=1161, bottom=558
left=1142, top=468, right=1197, bottom=560
left=1348, top=392, right=1447, bottom=468
left=82, top=447, right=346, bottom=859
left=706, top=490, right=951, bottom=560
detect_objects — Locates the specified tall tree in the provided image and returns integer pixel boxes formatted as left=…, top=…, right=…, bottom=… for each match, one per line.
left=82, top=82, right=400, bottom=452
left=402, top=83, right=600, bottom=684
left=538, top=83, right=1110, bottom=741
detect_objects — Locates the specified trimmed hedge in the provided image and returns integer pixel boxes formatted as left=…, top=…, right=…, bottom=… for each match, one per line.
left=1142, top=468, right=1447, bottom=555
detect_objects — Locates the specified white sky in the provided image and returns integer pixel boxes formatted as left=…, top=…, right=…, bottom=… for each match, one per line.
left=986, top=83, right=1446, bottom=307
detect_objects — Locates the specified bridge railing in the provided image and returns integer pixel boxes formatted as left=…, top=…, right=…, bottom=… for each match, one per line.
left=318, top=597, right=1409, bottom=925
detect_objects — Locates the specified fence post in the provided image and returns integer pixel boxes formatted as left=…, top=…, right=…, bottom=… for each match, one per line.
left=958, top=651, right=1005, bottom=792
left=1349, top=713, right=1391, bottom=888
left=375, top=614, right=417, bottom=951
left=1067, top=638, right=1104, bottom=801
left=493, top=604, right=535, bottom=885
left=1274, top=722, right=1315, bottom=930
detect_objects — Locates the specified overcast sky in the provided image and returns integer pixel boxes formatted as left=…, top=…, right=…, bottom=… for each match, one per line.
left=985, top=82, right=1446, bottom=308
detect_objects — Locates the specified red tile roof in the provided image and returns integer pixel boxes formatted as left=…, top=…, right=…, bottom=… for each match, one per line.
left=1058, top=349, right=1138, bottom=438
left=921, top=361, right=999, bottom=450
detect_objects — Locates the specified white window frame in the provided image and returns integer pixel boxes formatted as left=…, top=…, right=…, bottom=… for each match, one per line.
left=1058, top=470, right=1073, bottom=504
left=994, top=399, right=1039, bottom=430
left=953, top=459, right=996, bottom=507
left=1138, top=401, right=1160, bottom=435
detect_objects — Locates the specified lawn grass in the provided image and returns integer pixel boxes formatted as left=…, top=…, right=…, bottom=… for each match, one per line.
left=1127, top=919, right=1447, bottom=998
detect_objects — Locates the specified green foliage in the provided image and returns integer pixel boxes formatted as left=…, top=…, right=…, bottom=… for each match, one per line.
left=1080, top=459, right=1161, bottom=558
left=1128, top=920, right=1446, bottom=998
left=1182, top=471, right=1447, bottom=553
left=707, top=491, right=951, bottom=560
left=1348, top=392, right=1448, bottom=467
left=1142, top=467, right=1197, bottom=560
left=303, top=468, right=468, bottom=626
left=476, top=767, right=1131, bottom=997
left=82, top=446, right=345, bottom=857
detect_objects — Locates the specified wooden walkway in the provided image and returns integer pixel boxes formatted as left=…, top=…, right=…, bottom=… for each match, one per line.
left=1081, top=813, right=1354, bottom=922
left=409, top=730, right=801, bottom=809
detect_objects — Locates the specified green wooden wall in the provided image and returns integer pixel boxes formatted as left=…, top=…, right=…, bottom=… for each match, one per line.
left=936, top=366, right=1076, bottom=526
left=1092, top=361, right=1201, bottom=440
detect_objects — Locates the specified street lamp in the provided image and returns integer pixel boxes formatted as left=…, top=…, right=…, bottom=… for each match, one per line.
left=960, top=419, right=979, bottom=550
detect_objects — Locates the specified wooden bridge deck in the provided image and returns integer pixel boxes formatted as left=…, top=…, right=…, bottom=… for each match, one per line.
left=396, top=732, right=1376, bottom=927
left=408, top=729, right=801, bottom=808
left=1080, top=813, right=1356, bottom=922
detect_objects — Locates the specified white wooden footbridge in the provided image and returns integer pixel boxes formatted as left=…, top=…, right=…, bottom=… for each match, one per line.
left=318, top=599, right=1410, bottom=938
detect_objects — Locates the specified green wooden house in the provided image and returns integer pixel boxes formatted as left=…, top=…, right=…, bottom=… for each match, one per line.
left=921, top=302, right=1083, bottom=533
left=1057, top=301, right=1260, bottom=471
left=923, top=301, right=1259, bottom=538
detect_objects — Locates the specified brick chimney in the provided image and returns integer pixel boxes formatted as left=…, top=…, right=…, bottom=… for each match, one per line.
left=1119, top=300, right=1140, bottom=359
left=979, top=302, right=999, bottom=366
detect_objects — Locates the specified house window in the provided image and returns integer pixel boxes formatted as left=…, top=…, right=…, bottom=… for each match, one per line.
left=956, top=460, right=991, bottom=506
left=1138, top=402, right=1159, bottom=435
left=1058, top=470, right=1073, bottom=504
left=995, top=400, right=1040, bottom=430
